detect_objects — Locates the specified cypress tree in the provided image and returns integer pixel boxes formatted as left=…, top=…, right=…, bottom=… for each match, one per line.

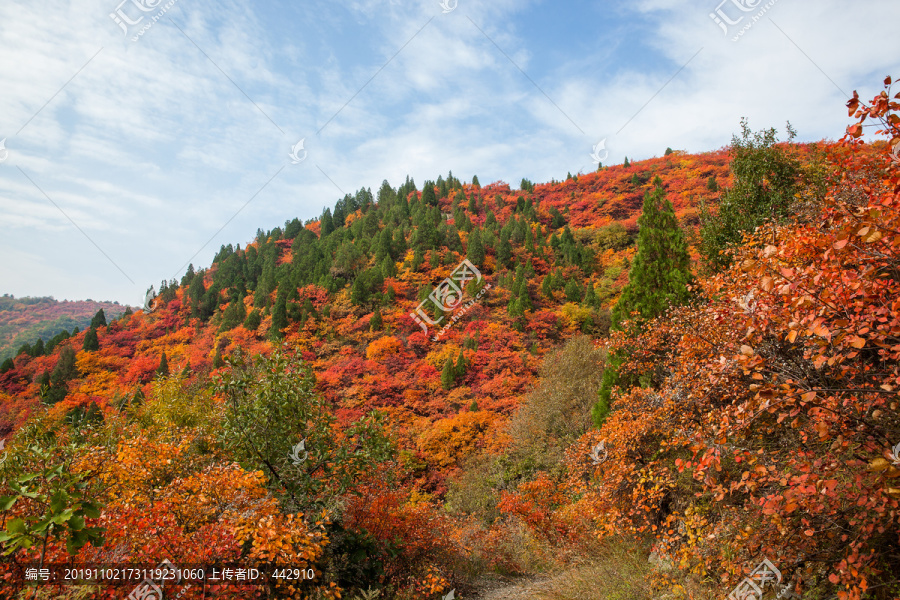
left=270, top=286, right=288, bottom=339
left=441, top=358, right=455, bottom=390
left=467, top=228, right=485, bottom=266
left=320, top=208, right=335, bottom=236
left=596, top=178, right=691, bottom=427
left=83, top=327, right=100, bottom=352
left=564, top=279, right=583, bottom=302
left=157, top=352, right=169, bottom=377
left=454, top=349, right=466, bottom=380
left=244, top=308, right=262, bottom=331
left=611, top=177, right=690, bottom=328
left=370, top=308, right=383, bottom=331
left=213, top=348, right=224, bottom=369
left=91, top=309, right=107, bottom=328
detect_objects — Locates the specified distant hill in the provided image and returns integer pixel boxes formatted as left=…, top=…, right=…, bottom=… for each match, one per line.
left=0, top=295, right=127, bottom=363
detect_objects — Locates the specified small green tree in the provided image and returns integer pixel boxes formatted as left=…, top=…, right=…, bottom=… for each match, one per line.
left=0, top=442, right=105, bottom=568
left=598, top=178, right=691, bottom=426
left=467, top=228, right=485, bottom=266
left=156, top=352, right=169, bottom=377
left=611, top=178, right=691, bottom=328
left=564, top=279, right=583, bottom=302
left=243, top=308, right=262, bottom=331
left=270, top=286, right=288, bottom=340
left=700, top=118, right=801, bottom=270
left=214, top=348, right=392, bottom=511
left=369, top=308, right=383, bottom=331
left=82, top=328, right=99, bottom=352
left=441, top=358, right=455, bottom=391
left=90, top=309, right=107, bottom=329
left=454, top=349, right=467, bottom=381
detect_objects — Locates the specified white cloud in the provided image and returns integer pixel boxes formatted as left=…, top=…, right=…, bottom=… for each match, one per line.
left=0, top=0, right=897, bottom=304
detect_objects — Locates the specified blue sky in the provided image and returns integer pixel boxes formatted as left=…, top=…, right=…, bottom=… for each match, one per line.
left=0, top=0, right=898, bottom=306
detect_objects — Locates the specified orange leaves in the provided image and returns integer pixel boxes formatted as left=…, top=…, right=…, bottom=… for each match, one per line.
left=365, top=336, right=404, bottom=361
left=417, top=411, right=503, bottom=468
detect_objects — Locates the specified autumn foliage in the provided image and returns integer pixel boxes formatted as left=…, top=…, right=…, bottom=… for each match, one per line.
left=2, top=78, right=899, bottom=599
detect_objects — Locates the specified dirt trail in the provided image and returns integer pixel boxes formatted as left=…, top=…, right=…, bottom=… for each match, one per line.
left=467, top=574, right=554, bottom=600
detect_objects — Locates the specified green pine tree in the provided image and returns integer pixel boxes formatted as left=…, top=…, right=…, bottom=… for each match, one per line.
left=611, top=178, right=691, bottom=328
left=270, top=286, right=288, bottom=340
left=699, top=119, right=800, bottom=270
left=244, top=308, right=262, bottom=331
left=82, top=327, right=100, bottom=352
left=454, top=349, right=467, bottom=380
left=213, top=348, right=225, bottom=369
left=564, top=279, right=583, bottom=302
left=467, top=228, right=485, bottom=266
left=596, top=178, right=691, bottom=427
left=90, top=309, right=107, bottom=329
left=370, top=308, right=383, bottom=331
left=441, top=358, right=455, bottom=390
left=157, top=352, right=169, bottom=377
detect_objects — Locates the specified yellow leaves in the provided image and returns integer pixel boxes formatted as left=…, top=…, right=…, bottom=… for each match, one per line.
left=868, top=458, right=891, bottom=472
left=761, top=276, right=775, bottom=292
left=855, top=225, right=883, bottom=243
left=740, top=259, right=757, bottom=272
left=801, top=391, right=817, bottom=403
left=366, top=336, right=404, bottom=360
left=740, top=345, right=754, bottom=356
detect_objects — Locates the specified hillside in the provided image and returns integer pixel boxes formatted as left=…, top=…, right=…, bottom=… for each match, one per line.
left=0, top=296, right=127, bottom=364
left=0, top=149, right=732, bottom=439
left=0, top=80, right=898, bottom=600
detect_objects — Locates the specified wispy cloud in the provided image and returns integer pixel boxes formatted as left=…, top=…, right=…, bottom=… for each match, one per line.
left=0, top=0, right=897, bottom=304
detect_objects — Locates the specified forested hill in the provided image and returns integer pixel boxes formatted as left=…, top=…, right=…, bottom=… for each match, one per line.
left=5, top=111, right=898, bottom=600
left=0, top=148, right=731, bottom=436
left=0, top=295, right=126, bottom=365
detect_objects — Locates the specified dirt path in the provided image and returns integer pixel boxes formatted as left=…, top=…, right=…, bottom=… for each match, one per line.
left=467, top=574, right=554, bottom=600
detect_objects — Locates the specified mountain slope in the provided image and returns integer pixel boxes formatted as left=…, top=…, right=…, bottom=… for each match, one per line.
left=0, top=295, right=126, bottom=364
